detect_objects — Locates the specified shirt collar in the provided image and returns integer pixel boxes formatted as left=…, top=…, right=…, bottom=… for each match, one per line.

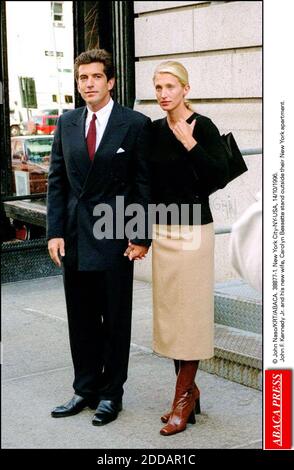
left=86, top=98, right=114, bottom=124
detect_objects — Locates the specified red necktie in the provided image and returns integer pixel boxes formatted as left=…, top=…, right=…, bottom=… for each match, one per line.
left=86, top=113, right=97, bottom=160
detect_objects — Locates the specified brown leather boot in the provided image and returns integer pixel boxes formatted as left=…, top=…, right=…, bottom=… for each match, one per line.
left=160, top=360, right=199, bottom=436
left=160, top=360, right=200, bottom=423
left=161, top=383, right=200, bottom=423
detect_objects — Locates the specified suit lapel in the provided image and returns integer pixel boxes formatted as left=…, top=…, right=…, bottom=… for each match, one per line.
left=94, top=102, right=128, bottom=157
left=68, top=107, right=92, bottom=180
left=81, top=102, right=129, bottom=195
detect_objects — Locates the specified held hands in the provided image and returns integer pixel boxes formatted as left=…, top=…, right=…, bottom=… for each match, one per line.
left=124, top=241, right=149, bottom=261
left=48, top=238, right=148, bottom=265
left=48, top=238, right=65, bottom=267
left=171, top=118, right=197, bottom=151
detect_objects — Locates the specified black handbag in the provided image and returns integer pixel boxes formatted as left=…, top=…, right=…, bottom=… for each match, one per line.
left=190, top=131, right=248, bottom=196
left=219, top=131, right=248, bottom=187
left=187, top=113, right=248, bottom=194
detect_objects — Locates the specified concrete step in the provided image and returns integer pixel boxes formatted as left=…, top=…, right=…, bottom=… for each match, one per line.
left=214, top=280, right=262, bottom=334
left=200, top=323, right=262, bottom=390
left=208, top=280, right=262, bottom=390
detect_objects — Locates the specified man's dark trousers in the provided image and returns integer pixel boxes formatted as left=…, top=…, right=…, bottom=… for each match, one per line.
left=62, top=258, right=134, bottom=403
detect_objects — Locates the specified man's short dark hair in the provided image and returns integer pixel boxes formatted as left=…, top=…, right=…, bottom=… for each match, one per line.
left=74, top=49, right=115, bottom=81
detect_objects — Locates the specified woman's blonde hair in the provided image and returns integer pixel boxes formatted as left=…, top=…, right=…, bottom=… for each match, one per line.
left=153, top=61, right=193, bottom=111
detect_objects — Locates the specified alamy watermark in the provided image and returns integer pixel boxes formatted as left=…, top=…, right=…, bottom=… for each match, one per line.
left=92, top=196, right=203, bottom=250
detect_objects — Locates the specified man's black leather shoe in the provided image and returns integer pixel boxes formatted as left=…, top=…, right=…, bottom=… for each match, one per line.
left=51, top=394, right=97, bottom=418
left=92, top=399, right=122, bottom=426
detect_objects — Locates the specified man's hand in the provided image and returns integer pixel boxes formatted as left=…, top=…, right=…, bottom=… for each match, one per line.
left=124, top=242, right=149, bottom=261
left=48, top=238, right=65, bottom=267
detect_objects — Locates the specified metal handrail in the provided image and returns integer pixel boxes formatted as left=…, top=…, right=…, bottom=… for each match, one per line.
left=2, top=194, right=47, bottom=202
left=2, top=147, right=262, bottom=204
left=215, top=226, right=232, bottom=235
left=240, top=148, right=262, bottom=156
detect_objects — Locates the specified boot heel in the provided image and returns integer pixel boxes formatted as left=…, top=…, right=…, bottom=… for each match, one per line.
left=188, top=410, right=196, bottom=424
left=195, top=397, right=201, bottom=415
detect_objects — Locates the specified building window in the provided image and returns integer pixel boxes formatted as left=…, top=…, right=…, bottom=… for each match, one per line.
left=45, top=51, right=64, bottom=57
left=52, top=94, right=57, bottom=103
left=19, top=77, right=37, bottom=108
left=51, top=2, right=64, bottom=26
left=65, top=95, right=73, bottom=104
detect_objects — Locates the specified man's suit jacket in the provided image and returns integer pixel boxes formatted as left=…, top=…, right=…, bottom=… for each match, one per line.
left=47, top=102, right=152, bottom=271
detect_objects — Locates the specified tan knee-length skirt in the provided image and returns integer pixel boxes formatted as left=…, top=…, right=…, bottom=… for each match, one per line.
left=152, top=223, right=215, bottom=360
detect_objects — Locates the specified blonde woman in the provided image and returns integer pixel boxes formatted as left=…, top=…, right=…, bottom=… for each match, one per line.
left=151, top=61, right=229, bottom=436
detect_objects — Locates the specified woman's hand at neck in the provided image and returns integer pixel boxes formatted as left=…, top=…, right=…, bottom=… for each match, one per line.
left=166, top=103, right=193, bottom=128
left=166, top=106, right=197, bottom=151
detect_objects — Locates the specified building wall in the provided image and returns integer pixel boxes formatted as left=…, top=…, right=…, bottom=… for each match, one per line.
left=132, top=1, right=262, bottom=283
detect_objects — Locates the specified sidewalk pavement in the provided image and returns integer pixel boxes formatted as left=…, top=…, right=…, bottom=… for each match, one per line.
left=2, top=275, right=262, bottom=449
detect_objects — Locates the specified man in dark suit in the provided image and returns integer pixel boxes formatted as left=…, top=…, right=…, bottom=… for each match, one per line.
left=47, top=49, right=151, bottom=426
